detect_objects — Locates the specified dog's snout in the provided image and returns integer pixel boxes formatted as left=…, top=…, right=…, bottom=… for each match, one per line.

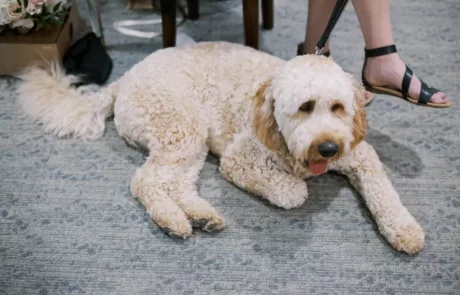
left=318, top=141, right=339, bottom=158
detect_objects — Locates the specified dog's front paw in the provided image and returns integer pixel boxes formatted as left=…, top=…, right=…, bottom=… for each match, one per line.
left=266, top=181, right=308, bottom=210
left=390, top=222, right=425, bottom=254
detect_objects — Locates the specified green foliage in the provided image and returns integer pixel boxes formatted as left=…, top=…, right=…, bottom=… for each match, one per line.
left=14, top=0, right=70, bottom=31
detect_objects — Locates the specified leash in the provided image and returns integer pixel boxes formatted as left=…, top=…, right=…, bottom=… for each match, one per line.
left=315, top=0, right=349, bottom=55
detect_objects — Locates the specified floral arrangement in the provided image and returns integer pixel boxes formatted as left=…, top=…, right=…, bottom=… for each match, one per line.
left=0, top=0, right=71, bottom=34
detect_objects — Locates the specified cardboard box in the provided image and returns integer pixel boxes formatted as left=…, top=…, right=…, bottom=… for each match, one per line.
left=0, top=3, right=80, bottom=76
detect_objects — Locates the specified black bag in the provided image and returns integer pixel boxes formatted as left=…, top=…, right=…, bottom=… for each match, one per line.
left=63, top=0, right=111, bottom=86
left=62, top=32, right=112, bottom=86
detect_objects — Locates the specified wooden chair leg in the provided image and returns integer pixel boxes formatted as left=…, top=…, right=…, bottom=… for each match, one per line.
left=187, top=0, right=199, bottom=20
left=261, top=0, right=273, bottom=30
left=160, top=0, right=176, bottom=47
left=242, top=0, right=259, bottom=49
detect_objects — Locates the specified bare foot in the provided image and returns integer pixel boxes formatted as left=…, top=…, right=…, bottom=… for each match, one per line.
left=362, top=89, right=374, bottom=105
left=364, top=53, right=449, bottom=105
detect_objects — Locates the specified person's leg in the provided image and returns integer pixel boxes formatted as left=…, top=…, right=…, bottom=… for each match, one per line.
left=303, top=0, right=336, bottom=54
left=352, top=0, right=448, bottom=104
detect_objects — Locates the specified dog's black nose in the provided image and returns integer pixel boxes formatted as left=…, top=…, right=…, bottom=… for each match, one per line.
left=318, top=141, right=339, bottom=158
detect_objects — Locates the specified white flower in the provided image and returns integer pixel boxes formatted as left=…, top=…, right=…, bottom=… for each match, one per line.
left=0, top=0, right=14, bottom=25
left=10, top=18, right=34, bottom=29
left=27, top=0, right=44, bottom=15
left=26, top=5, right=42, bottom=15
left=0, top=0, right=26, bottom=25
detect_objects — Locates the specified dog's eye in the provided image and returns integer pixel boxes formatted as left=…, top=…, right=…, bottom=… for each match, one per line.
left=299, top=101, right=315, bottom=113
left=331, top=102, right=344, bottom=113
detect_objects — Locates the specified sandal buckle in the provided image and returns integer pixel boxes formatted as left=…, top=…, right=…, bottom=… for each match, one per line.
left=314, top=46, right=324, bottom=56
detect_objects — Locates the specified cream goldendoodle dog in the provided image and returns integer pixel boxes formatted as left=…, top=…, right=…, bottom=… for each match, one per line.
left=18, top=42, right=424, bottom=254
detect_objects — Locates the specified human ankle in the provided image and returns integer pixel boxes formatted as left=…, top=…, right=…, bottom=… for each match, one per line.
left=365, top=54, right=405, bottom=86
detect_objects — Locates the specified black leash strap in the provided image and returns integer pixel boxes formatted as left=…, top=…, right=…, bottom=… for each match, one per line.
left=315, top=0, right=349, bottom=55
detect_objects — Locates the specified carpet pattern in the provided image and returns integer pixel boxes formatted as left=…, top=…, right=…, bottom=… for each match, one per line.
left=1, top=0, right=459, bottom=294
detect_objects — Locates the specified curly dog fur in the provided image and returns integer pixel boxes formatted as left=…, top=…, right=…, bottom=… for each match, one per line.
left=17, top=42, right=424, bottom=254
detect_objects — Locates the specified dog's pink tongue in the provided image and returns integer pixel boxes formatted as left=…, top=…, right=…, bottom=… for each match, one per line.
left=309, top=160, right=328, bottom=175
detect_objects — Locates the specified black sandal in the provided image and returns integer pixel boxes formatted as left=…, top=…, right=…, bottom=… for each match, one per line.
left=362, top=45, right=451, bottom=108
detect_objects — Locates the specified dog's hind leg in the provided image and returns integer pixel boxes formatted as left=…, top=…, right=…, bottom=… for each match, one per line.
left=166, top=148, right=224, bottom=233
left=130, top=131, right=223, bottom=238
left=116, top=81, right=224, bottom=237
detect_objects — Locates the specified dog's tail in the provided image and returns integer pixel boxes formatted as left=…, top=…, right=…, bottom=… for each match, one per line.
left=17, top=62, right=118, bottom=141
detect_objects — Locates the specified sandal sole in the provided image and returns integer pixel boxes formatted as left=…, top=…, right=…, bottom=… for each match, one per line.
left=364, top=85, right=452, bottom=108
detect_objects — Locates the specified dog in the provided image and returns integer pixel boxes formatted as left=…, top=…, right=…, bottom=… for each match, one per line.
left=17, top=42, right=424, bottom=254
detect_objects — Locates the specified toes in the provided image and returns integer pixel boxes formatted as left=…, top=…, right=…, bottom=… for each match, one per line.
left=430, top=92, right=449, bottom=104
left=154, top=211, right=193, bottom=238
left=158, top=219, right=193, bottom=238
left=363, top=91, right=374, bottom=106
left=191, top=213, right=224, bottom=232
left=173, top=194, right=225, bottom=232
left=204, top=215, right=224, bottom=232
left=162, top=226, right=192, bottom=239
left=364, top=91, right=372, bottom=101
left=192, top=218, right=209, bottom=228
left=391, top=222, right=425, bottom=254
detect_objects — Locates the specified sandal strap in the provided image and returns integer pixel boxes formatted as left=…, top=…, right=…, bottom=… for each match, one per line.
left=401, top=65, right=413, bottom=100
left=418, top=80, right=439, bottom=105
left=365, top=45, right=397, bottom=58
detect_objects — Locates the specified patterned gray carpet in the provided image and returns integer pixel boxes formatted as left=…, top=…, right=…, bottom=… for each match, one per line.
left=1, top=0, right=459, bottom=294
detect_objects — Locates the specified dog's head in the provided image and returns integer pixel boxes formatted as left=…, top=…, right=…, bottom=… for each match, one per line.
left=253, top=55, right=367, bottom=175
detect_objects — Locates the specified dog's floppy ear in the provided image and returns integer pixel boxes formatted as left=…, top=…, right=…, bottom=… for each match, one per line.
left=350, top=78, right=367, bottom=148
left=253, top=79, right=287, bottom=153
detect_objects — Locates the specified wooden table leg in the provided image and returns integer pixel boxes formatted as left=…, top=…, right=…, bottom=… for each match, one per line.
left=261, top=0, right=273, bottom=30
left=160, top=0, right=176, bottom=47
left=187, top=0, right=199, bottom=20
left=242, top=0, right=259, bottom=49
